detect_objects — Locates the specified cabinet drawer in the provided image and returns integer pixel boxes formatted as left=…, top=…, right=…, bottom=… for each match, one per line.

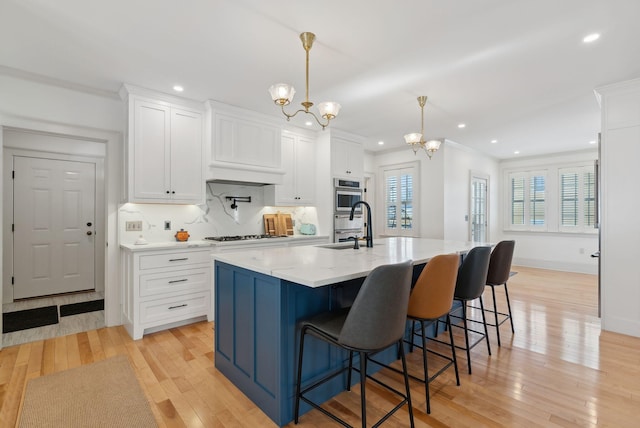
left=139, top=250, right=211, bottom=270
left=140, top=292, right=210, bottom=326
left=139, top=267, right=211, bottom=297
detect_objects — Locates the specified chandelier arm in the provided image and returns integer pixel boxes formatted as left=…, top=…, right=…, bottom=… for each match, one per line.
left=280, top=104, right=330, bottom=129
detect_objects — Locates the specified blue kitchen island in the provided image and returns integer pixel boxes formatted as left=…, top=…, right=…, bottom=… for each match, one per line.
left=213, top=237, right=483, bottom=426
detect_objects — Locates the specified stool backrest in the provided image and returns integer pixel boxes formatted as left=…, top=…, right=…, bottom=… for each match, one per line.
left=454, top=246, right=491, bottom=300
left=486, top=240, right=515, bottom=285
left=407, top=253, right=460, bottom=320
left=339, top=260, right=413, bottom=351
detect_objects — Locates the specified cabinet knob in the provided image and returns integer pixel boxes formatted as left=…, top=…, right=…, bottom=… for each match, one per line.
left=86, top=231, right=93, bottom=236
left=86, top=222, right=92, bottom=227
left=166, top=190, right=170, bottom=194
left=171, top=191, right=175, bottom=194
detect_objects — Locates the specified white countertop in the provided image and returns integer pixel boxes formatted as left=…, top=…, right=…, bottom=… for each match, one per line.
left=213, top=237, right=490, bottom=287
left=119, top=235, right=328, bottom=252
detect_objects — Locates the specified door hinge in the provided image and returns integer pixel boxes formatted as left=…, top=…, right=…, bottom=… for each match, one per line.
left=12, top=223, right=14, bottom=232
left=12, top=170, right=15, bottom=179
left=12, top=276, right=14, bottom=285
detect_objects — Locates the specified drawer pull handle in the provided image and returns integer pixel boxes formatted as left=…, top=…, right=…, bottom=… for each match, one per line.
left=168, top=304, right=188, bottom=310
left=168, top=279, right=188, bottom=284
left=169, top=258, right=188, bottom=262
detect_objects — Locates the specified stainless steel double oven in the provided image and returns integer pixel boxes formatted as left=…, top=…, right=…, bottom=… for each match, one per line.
left=333, top=178, right=364, bottom=242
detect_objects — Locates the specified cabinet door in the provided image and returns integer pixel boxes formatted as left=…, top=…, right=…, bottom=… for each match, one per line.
left=170, top=108, right=204, bottom=203
left=294, top=135, right=316, bottom=204
left=133, top=100, right=171, bottom=200
left=331, top=138, right=363, bottom=179
left=345, top=140, right=364, bottom=178
left=275, top=133, right=297, bottom=205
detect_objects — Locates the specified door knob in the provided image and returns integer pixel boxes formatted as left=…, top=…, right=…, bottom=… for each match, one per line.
left=86, top=231, right=93, bottom=236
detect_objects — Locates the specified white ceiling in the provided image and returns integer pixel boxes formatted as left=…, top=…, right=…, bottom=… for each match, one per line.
left=2, top=0, right=640, bottom=159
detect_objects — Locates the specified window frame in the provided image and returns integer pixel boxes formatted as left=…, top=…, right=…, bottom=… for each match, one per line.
left=503, top=160, right=597, bottom=235
left=558, top=165, right=597, bottom=233
left=380, top=161, right=420, bottom=237
left=506, top=169, right=548, bottom=232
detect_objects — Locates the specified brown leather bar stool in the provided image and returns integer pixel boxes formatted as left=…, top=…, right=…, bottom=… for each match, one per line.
left=405, top=253, right=461, bottom=414
left=294, top=260, right=415, bottom=428
left=485, top=240, right=516, bottom=346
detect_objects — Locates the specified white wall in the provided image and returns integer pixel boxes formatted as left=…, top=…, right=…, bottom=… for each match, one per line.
left=596, top=77, right=640, bottom=338
left=498, top=150, right=599, bottom=274
left=0, top=73, right=123, bottom=327
left=444, top=141, right=500, bottom=242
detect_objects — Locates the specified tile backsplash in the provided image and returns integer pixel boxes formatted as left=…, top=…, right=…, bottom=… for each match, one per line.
left=119, top=182, right=319, bottom=244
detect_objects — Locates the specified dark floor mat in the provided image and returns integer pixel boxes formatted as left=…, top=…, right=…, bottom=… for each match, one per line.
left=59, top=299, right=104, bottom=317
left=3, top=305, right=59, bottom=333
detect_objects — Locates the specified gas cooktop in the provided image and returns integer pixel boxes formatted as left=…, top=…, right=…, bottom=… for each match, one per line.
left=204, top=234, right=286, bottom=242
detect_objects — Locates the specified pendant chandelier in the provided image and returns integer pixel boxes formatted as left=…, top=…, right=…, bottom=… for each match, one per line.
left=269, top=32, right=341, bottom=129
left=404, top=96, right=441, bottom=159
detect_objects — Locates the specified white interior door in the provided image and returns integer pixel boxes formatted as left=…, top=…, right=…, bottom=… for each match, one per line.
left=470, top=173, right=489, bottom=242
left=13, top=156, right=96, bottom=299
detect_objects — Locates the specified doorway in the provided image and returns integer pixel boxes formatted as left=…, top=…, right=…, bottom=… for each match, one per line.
left=12, top=156, right=96, bottom=299
left=470, top=172, right=489, bottom=242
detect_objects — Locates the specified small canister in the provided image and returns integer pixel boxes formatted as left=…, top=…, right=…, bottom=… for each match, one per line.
left=174, top=228, right=190, bottom=242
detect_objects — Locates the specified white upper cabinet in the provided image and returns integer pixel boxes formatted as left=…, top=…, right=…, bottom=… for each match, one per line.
left=122, top=85, right=205, bottom=204
left=265, top=131, right=316, bottom=206
left=206, top=101, right=285, bottom=184
left=331, top=137, right=364, bottom=179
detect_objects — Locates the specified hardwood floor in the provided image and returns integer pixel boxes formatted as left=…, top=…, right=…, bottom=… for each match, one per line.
left=1, top=266, right=639, bottom=427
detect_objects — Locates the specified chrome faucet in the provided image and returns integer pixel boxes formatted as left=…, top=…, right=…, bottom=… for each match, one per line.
left=350, top=201, right=373, bottom=248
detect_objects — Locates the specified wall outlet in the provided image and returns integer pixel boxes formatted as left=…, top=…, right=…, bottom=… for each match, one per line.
left=125, top=221, right=142, bottom=231
left=164, top=220, right=171, bottom=230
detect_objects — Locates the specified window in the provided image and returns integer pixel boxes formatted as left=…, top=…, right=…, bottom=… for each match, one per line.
left=559, top=166, right=596, bottom=232
left=507, top=171, right=546, bottom=230
left=382, top=162, right=418, bottom=236
left=504, top=161, right=596, bottom=234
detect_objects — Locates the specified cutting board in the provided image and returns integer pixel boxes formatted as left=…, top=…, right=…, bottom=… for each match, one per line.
left=263, top=213, right=294, bottom=236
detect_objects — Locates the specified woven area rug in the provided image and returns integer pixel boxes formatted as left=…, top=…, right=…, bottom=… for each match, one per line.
left=18, top=355, right=157, bottom=428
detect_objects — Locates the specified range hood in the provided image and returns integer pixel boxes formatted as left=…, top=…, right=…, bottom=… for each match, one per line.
left=205, top=162, right=285, bottom=186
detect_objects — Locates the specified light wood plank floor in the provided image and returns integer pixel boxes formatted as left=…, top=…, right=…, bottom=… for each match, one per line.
left=1, top=266, right=639, bottom=427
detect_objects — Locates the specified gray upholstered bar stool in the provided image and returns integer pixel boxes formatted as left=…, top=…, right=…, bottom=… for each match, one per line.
left=294, top=260, right=415, bottom=428
left=448, top=246, right=492, bottom=374
left=485, top=240, right=516, bottom=346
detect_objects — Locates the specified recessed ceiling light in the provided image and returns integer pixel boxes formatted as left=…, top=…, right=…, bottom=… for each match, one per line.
left=514, top=150, right=520, bottom=155
left=583, top=33, right=600, bottom=43
left=378, top=141, right=384, bottom=145
left=491, top=139, right=498, bottom=144
left=589, top=140, right=597, bottom=145
left=173, top=85, right=184, bottom=92
left=457, top=123, right=466, bottom=129
left=305, top=121, right=313, bottom=126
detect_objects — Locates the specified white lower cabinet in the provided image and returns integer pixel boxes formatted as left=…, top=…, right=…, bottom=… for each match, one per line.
left=121, top=247, right=213, bottom=339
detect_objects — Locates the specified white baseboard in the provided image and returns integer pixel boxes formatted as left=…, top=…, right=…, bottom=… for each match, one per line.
left=513, top=257, right=598, bottom=275
left=601, top=315, right=640, bottom=338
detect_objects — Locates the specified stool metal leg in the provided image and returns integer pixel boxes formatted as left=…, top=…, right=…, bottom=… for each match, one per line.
left=446, top=314, right=460, bottom=386
left=461, top=303, right=472, bottom=374
left=491, top=285, right=502, bottom=346
left=479, top=296, right=492, bottom=356
left=419, top=320, right=431, bottom=414
left=504, top=282, right=515, bottom=333
left=398, top=339, right=415, bottom=428
left=359, top=351, right=367, bottom=428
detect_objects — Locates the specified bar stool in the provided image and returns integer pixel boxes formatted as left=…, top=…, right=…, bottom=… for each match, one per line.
left=405, top=253, right=461, bottom=414
left=294, top=260, right=415, bottom=428
left=485, top=240, right=516, bottom=346
left=449, top=246, right=491, bottom=374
